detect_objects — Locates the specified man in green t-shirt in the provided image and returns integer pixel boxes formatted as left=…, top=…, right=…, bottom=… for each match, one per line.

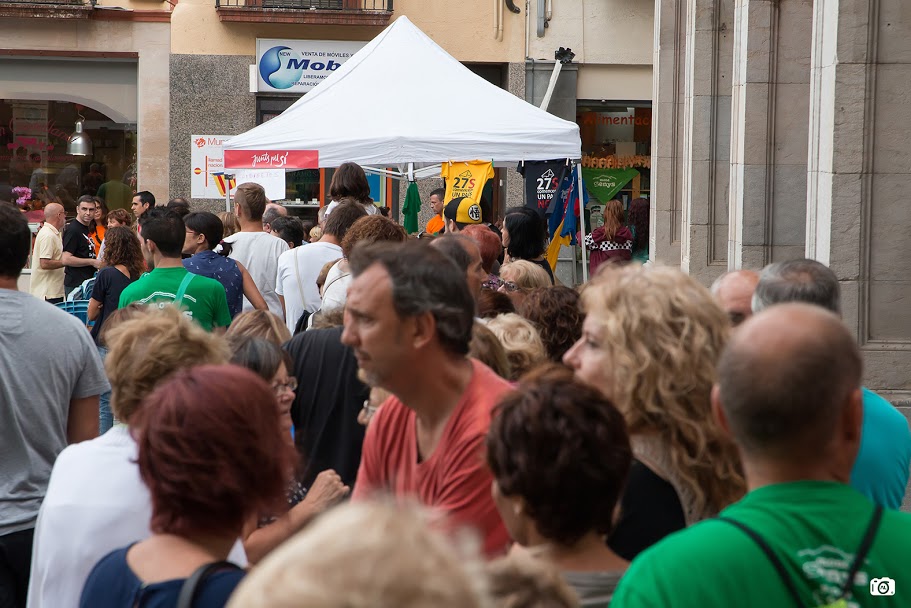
left=612, top=304, right=911, bottom=608
left=119, top=207, right=231, bottom=332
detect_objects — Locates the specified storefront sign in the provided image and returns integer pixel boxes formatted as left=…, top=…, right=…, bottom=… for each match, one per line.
left=581, top=167, right=640, bottom=203
left=223, top=149, right=318, bottom=170
left=191, top=134, right=232, bottom=199
left=255, top=39, right=366, bottom=93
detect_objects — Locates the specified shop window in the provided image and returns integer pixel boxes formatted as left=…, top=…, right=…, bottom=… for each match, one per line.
left=576, top=102, right=651, bottom=205
left=0, top=100, right=137, bottom=214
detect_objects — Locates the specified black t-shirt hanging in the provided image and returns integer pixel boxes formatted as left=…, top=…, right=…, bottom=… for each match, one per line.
left=517, top=160, right=568, bottom=217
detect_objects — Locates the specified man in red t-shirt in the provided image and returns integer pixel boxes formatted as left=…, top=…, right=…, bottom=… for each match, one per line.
left=343, top=240, right=511, bottom=556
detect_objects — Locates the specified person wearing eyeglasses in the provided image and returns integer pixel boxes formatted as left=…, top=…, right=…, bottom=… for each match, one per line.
left=228, top=336, right=349, bottom=565
left=495, top=260, right=552, bottom=310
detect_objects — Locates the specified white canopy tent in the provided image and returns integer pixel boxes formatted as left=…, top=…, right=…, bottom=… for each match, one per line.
left=224, top=15, right=581, bottom=177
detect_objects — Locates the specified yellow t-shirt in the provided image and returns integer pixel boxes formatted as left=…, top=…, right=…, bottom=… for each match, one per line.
left=425, top=215, right=445, bottom=235
left=30, top=224, right=65, bottom=299
left=441, top=161, right=494, bottom=204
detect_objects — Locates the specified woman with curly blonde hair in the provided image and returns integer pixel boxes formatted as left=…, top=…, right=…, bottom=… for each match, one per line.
left=564, top=264, right=745, bottom=560
left=485, top=313, right=547, bottom=381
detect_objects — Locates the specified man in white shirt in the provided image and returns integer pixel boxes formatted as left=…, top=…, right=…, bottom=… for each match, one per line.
left=276, top=202, right=366, bottom=334
left=29, top=203, right=66, bottom=303
left=222, top=183, right=289, bottom=316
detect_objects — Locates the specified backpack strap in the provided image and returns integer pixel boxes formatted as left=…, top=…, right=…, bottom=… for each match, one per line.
left=717, top=517, right=805, bottom=608
left=718, top=504, right=883, bottom=607
left=839, top=504, right=883, bottom=597
left=175, top=561, right=242, bottom=608
left=174, top=272, right=196, bottom=305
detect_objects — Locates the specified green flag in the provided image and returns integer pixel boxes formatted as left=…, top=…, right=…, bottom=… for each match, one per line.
left=402, top=182, right=421, bottom=234
left=581, top=167, right=639, bottom=203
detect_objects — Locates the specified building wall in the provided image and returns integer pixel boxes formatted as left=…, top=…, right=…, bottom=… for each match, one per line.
left=168, top=54, right=256, bottom=213
left=171, top=0, right=526, bottom=61
left=526, top=0, right=653, bottom=65
left=806, top=0, right=911, bottom=402
left=0, top=18, right=170, bottom=201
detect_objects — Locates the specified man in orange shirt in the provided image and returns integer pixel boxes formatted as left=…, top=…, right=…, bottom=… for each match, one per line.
left=424, top=188, right=446, bottom=235
left=343, top=240, right=510, bottom=556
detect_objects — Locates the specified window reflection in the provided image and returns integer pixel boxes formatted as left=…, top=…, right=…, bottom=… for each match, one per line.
left=0, top=100, right=137, bottom=215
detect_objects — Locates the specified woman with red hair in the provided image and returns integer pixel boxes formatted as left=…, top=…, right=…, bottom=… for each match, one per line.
left=79, top=365, right=295, bottom=608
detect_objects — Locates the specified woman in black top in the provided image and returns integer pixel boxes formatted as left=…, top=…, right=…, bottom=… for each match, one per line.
left=502, top=207, right=555, bottom=285
left=87, top=227, right=145, bottom=433
left=87, top=227, right=144, bottom=344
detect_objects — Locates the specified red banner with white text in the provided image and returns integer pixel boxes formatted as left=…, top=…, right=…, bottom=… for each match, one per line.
left=223, top=149, right=319, bottom=170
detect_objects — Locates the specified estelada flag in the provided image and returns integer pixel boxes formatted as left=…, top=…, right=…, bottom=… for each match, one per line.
left=212, top=172, right=236, bottom=197
left=547, top=168, right=589, bottom=246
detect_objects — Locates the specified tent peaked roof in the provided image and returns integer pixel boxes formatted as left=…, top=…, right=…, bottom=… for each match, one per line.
left=224, top=16, right=581, bottom=168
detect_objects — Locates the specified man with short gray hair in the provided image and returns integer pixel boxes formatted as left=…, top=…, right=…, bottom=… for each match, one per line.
left=262, top=201, right=287, bottom=233
left=751, top=258, right=911, bottom=510
left=612, top=304, right=911, bottom=608
left=752, top=258, right=841, bottom=314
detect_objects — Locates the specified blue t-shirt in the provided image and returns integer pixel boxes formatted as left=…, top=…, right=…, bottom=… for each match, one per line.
left=851, top=388, right=911, bottom=509
left=80, top=545, right=244, bottom=608
left=183, top=250, right=244, bottom=318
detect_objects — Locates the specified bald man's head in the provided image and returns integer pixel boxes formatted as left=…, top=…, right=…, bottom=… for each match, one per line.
left=715, top=303, right=861, bottom=462
left=43, top=203, right=65, bottom=230
left=711, top=270, right=759, bottom=326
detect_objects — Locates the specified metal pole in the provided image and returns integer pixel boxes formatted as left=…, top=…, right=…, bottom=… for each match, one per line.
left=577, top=162, right=588, bottom=283
left=539, top=47, right=574, bottom=111
left=538, top=61, right=562, bottom=112
left=225, top=173, right=234, bottom=213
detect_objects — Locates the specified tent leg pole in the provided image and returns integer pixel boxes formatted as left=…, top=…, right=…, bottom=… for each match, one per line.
left=578, top=163, right=588, bottom=283
left=225, top=175, right=232, bottom=213
left=572, top=245, right=577, bottom=285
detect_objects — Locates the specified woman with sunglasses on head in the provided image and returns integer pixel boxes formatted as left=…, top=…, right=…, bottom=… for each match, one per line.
left=495, top=259, right=552, bottom=311
left=228, top=336, right=349, bottom=564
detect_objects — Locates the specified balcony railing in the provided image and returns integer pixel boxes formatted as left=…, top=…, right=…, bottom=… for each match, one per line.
left=0, top=0, right=91, bottom=4
left=215, top=0, right=393, bottom=25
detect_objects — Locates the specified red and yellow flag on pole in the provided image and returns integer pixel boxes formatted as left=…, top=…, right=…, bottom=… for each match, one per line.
left=212, top=172, right=236, bottom=198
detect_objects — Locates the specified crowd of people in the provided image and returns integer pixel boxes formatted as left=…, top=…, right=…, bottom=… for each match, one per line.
left=2, top=160, right=911, bottom=608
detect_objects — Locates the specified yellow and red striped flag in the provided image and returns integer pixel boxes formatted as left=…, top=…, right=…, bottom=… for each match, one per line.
left=212, top=172, right=236, bottom=197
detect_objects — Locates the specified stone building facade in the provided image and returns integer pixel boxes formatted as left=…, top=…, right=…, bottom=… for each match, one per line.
left=651, top=0, right=911, bottom=402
